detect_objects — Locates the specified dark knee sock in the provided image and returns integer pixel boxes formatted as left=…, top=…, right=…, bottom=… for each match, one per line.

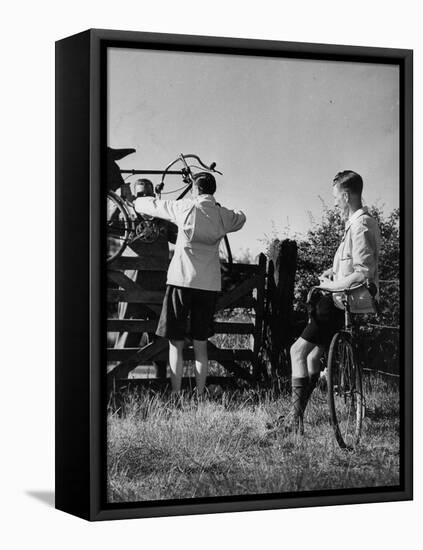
left=307, top=372, right=320, bottom=401
left=298, top=372, right=320, bottom=417
left=292, top=373, right=320, bottom=423
left=291, top=377, right=309, bottom=424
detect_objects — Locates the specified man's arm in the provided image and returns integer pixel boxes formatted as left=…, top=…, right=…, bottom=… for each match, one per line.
left=220, top=207, right=246, bottom=234
left=134, top=197, right=179, bottom=223
left=319, top=220, right=376, bottom=292
left=318, top=271, right=365, bottom=292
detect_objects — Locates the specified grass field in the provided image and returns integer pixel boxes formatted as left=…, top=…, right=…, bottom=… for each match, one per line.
left=107, top=375, right=400, bottom=503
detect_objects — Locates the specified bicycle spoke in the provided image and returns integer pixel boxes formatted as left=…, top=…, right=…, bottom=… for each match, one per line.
left=344, top=394, right=353, bottom=445
left=328, top=332, right=363, bottom=449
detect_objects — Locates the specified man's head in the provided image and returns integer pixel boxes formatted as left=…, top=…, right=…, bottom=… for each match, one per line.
left=132, top=178, right=154, bottom=198
left=332, top=170, right=363, bottom=216
left=193, top=172, right=216, bottom=196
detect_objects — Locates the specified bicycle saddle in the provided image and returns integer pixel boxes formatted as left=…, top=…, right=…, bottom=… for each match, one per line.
left=107, top=147, right=136, bottom=161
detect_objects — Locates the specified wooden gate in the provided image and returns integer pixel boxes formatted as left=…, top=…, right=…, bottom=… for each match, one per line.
left=107, top=251, right=268, bottom=388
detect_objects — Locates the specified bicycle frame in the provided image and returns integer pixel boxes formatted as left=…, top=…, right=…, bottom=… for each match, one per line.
left=341, top=296, right=354, bottom=334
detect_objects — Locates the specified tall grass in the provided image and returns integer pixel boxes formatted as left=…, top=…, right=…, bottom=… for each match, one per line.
left=107, top=376, right=400, bottom=503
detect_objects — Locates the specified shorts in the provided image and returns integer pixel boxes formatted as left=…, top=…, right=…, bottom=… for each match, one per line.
left=301, top=295, right=344, bottom=348
left=156, top=285, right=218, bottom=341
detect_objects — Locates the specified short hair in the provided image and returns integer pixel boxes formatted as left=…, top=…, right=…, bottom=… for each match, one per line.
left=136, top=178, right=154, bottom=191
left=193, top=172, right=216, bottom=195
left=133, top=178, right=154, bottom=196
left=333, top=171, right=363, bottom=195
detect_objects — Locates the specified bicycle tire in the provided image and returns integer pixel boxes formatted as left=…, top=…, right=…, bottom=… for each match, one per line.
left=107, top=191, right=134, bottom=264
left=327, top=331, right=364, bottom=449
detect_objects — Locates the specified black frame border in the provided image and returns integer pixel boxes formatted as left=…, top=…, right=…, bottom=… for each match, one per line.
left=55, top=28, right=413, bottom=521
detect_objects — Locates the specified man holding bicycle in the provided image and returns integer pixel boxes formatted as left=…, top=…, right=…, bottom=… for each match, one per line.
left=114, top=179, right=177, bottom=355
left=134, top=172, right=246, bottom=395
left=285, top=170, right=380, bottom=434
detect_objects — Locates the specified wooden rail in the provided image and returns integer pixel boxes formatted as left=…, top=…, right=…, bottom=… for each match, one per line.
left=107, top=319, right=255, bottom=334
left=107, top=346, right=254, bottom=363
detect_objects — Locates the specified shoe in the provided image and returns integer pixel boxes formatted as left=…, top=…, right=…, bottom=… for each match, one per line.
left=266, top=413, right=304, bottom=436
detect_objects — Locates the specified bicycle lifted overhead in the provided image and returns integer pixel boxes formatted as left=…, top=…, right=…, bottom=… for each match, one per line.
left=106, top=150, right=232, bottom=270
left=306, top=281, right=378, bottom=450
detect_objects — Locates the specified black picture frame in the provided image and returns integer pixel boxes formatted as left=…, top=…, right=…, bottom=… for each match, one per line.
left=55, top=28, right=413, bottom=521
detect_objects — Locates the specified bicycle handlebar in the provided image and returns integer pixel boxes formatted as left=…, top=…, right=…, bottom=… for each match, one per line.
left=117, top=151, right=223, bottom=197
left=155, top=153, right=223, bottom=195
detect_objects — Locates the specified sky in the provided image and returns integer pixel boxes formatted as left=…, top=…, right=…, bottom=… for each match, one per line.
left=108, top=48, right=399, bottom=257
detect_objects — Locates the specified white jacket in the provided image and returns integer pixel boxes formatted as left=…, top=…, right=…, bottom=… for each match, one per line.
left=332, top=207, right=381, bottom=313
left=134, top=194, right=246, bottom=291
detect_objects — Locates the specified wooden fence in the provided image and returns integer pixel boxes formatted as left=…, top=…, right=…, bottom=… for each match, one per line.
left=107, top=250, right=272, bottom=389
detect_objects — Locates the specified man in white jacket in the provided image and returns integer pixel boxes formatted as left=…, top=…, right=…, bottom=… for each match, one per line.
left=134, top=172, right=246, bottom=394
left=287, top=170, right=380, bottom=434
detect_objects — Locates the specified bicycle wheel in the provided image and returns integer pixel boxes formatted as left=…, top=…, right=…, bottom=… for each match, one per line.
left=327, top=331, right=364, bottom=449
left=107, top=191, right=133, bottom=263
left=219, top=235, right=233, bottom=274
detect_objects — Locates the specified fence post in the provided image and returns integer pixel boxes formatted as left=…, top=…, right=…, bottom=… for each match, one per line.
left=252, top=253, right=267, bottom=383
left=265, top=239, right=298, bottom=380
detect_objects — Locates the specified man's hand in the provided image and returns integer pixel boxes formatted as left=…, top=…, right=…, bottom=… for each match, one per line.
left=317, top=278, right=336, bottom=291
left=320, top=268, right=333, bottom=281
left=318, top=271, right=365, bottom=292
left=317, top=268, right=333, bottom=289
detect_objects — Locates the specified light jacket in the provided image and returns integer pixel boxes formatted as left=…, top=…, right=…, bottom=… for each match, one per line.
left=332, top=206, right=381, bottom=313
left=134, top=194, right=246, bottom=291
